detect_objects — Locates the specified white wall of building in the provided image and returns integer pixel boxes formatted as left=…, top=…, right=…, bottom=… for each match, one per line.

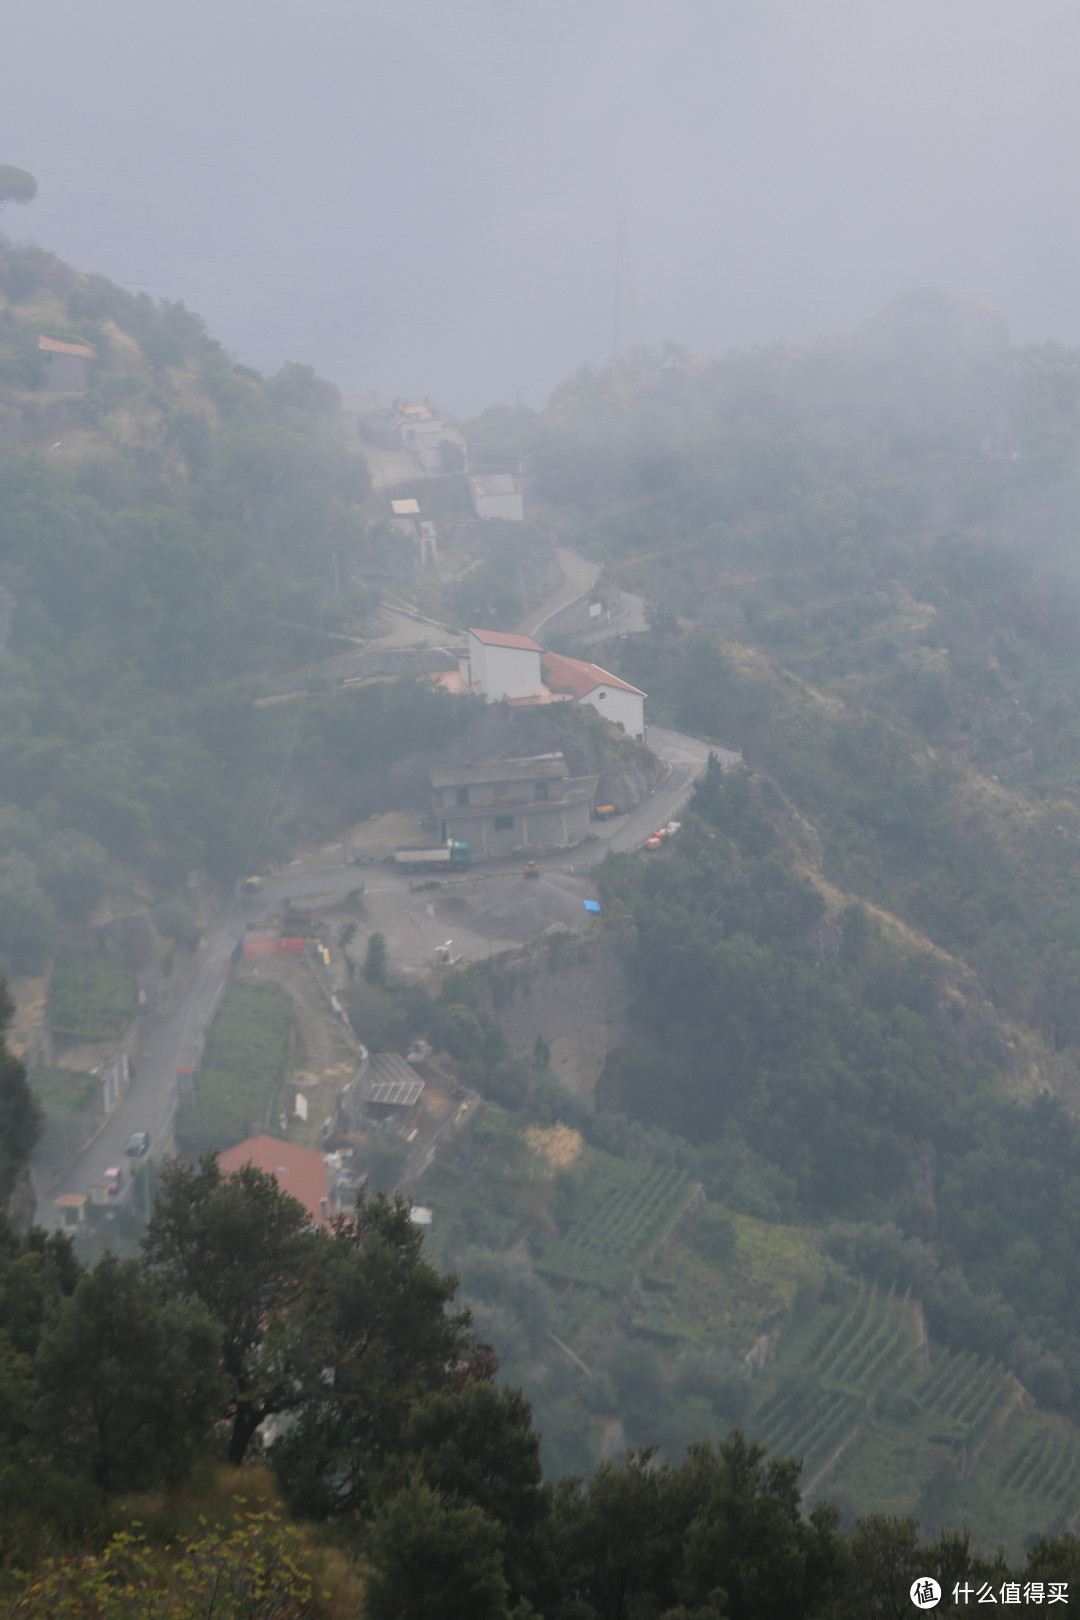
left=475, top=488, right=523, bottom=520
left=468, top=633, right=543, bottom=701
left=579, top=684, right=645, bottom=739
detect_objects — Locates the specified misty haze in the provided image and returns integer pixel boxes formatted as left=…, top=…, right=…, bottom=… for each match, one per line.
left=7, top=5, right=1080, bottom=1616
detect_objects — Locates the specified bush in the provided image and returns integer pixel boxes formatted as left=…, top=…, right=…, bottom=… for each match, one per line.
left=0, top=857, right=56, bottom=977
left=175, top=980, right=292, bottom=1154
left=47, top=953, right=135, bottom=1043
left=37, top=832, right=108, bottom=923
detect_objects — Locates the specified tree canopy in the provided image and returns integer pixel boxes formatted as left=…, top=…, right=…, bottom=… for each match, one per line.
left=0, top=167, right=37, bottom=210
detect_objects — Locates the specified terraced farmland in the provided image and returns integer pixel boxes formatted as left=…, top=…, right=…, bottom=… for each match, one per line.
left=538, top=1158, right=694, bottom=1288
left=744, top=1283, right=1080, bottom=1556
left=750, top=1286, right=921, bottom=1478
left=942, top=1408, right=1080, bottom=1557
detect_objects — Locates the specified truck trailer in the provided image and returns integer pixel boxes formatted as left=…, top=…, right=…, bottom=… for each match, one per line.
left=393, top=841, right=471, bottom=873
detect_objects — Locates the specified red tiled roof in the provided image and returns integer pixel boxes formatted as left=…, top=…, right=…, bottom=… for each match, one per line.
left=38, top=335, right=95, bottom=358
left=468, top=628, right=543, bottom=651
left=541, top=651, right=645, bottom=699
left=217, top=1135, right=329, bottom=1224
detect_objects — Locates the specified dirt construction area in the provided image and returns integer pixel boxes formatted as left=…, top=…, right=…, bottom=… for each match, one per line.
left=290, top=864, right=605, bottom=981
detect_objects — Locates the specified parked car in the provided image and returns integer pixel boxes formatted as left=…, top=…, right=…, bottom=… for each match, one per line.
left=126, top=1131, right=151, bottom=1156
left=644, top=835, right=663, bottom=851
left=104, top=1166, right=123, bottom=1196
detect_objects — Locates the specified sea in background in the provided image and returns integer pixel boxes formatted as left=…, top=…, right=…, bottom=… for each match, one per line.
left=3, top=1, right=1080, bottom=416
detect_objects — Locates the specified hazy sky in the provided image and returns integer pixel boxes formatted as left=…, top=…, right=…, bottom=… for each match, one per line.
left=2, top=2, right=1079, bottom=415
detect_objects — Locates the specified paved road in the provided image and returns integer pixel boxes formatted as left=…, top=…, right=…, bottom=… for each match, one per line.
left=519, top=545, right=597, bottom=640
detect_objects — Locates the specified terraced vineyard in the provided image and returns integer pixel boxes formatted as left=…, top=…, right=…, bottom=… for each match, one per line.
left=538, top=1158, right=694, bottom=1288
left=744, top=1283, right=1080, bottom=1556
left=942, top=1408, right=1080, bottom=1556
left=751, top=1285, right=920, bottom=1478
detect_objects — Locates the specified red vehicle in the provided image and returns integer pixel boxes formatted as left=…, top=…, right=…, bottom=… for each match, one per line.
left=104, top=1166, right=122, bottom=1197
left=644, top=835, right=663, bottom=851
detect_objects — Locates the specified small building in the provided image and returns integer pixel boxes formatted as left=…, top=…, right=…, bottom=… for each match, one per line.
left=413, top=425, right=468, bottom=474
left=419, top=520, right=438, bottom=568
left=217, top=1134, right=332, bottom=1224
left=364, top=1052, right=426, bottom=1117
left=467, top=627, right=544, bottom=702
left=54, top=1193, right=87, bottom=1228
left=395, top=401, right=440, bottom=448
left=38, top=335, right=94, bottom=394
left=541, top=651, right=647, bottom=741
left=468, top=473, right=524, bottom=521
left=431, top=753, right=598, bottom=855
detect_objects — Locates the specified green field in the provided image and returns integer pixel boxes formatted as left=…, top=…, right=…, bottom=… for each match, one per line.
left=47, top=952, right=136, bottom=1043
left=631, top=1210, right=824, bottom=1348
left=175, top=979, right=293, bottom=1155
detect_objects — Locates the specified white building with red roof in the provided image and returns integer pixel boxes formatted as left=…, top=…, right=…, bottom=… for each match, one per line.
left=541, top=651, right=646, bottom=741
left=458, top=631, right=647, bottom=738
left=467, top=627, right=545, bottom=702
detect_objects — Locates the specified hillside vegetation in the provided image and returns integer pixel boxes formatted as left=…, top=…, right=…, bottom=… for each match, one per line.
left=403, top=296, right=1080, bottom=1552
left=0, top=235, right=384, bottom=968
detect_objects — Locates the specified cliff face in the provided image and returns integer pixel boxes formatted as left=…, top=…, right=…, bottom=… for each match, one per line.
left=471, top=928, right=637, bottom=1101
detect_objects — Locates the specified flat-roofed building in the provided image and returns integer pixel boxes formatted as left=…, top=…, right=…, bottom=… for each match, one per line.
left=414, top=425, right=467, bottom=473
left=468, top=472, right=524, bottom=521
left=431, top=753, right=598, bottom=855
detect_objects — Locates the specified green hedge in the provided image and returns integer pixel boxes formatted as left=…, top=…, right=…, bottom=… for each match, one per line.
left=47, top=952, right=136, bottom=1042
left=175, top=979, right=293, bottom=1156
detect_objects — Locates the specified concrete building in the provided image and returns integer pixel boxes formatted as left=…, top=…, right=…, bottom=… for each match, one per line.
left=38, top=335, right=94, bottom=393
left=468, top=473, right=524, bottom=521
left=419, top=520, right=438, bottom=568
left=541, top=651, right=647, bottom=741
left=395, top=401, right=440, bottom=448
left=413, top=425, right=467, bottom=473
left=467, top=628, right=544, bottom=702
left=430, top=753, right=598, bottom=856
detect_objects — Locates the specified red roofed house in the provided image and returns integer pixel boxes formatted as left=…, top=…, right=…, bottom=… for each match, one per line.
left=38, top=335, right=94, bottom=394
left=467, top=627, right=545, bottom=702
left=542, top=651, right=646, bottom=741
left=217, top=1135, right=331, bottom=1224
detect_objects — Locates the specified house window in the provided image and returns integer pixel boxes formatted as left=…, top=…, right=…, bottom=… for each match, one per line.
left=494, top=815, right=514, bottom=831
left=494, top=782, right=509, bottom=800
left=535, top=781, right=549, bottom=801
left=456, top=787, right=469, bottom=806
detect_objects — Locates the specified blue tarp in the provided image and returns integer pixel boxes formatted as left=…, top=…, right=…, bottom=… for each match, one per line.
left=583, top=900, right=602, bottom=914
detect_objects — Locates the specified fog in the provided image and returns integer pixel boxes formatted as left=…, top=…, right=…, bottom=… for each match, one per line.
left=3, top=0, right=1079, bottom=414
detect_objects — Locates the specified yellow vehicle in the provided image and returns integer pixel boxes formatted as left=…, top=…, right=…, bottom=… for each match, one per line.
left=594, top=805, right=617, bottom=821
left=243, top=876, right=263, bottom=893
left=523, top=860, right=540, bottom=879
